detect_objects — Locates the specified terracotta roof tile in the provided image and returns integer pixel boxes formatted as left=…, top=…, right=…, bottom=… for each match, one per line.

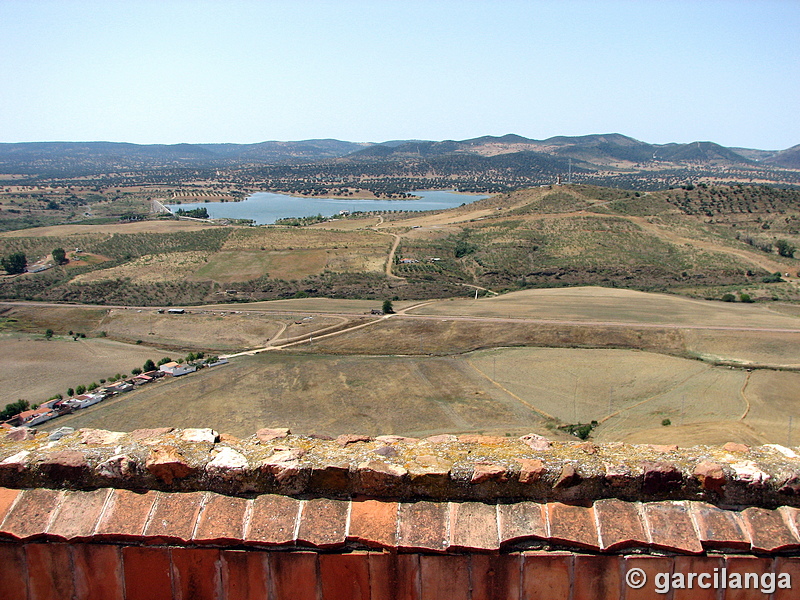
left=420, top=555, right=470, bottom=600
left=741, top=506, right=800, bottom=553
left=0, top=488, right=62, bottom=540
left=72, top=543, right=124, bottom=600
left=774, top=557, right=800, bottom=600
left=521, top=552, right=571, bottom=599
left=296, top=497, right=349, bottom=548
left=498, top=501, right=547, bottom=546
left=690, top=502, right=750, bottom=551
left=397, top=501, right=449, bottom=552
left=546, top=502, right=599, bottom=551
left=268, top=552, right=319, bottom=600
left=170, top=547, right=222, bottom=600
left=348, top=499, right=398, bottom=548
left=470, top=554, right=522, bottom=600
left=220, top=550, right=269, bottom=600
left=320, top=553, right=371, bottom=600
left=3, top=484, right=800, bottom=560
left=372, top=553, right=421, bottom=600
left=724, top=556, right=774, bottom=598
left=143, top=491, right=206, bottom=544
left=47, top=488, right=111, bottom=540
left=642, top=501, right=703, bottom=555
left=623, top=556, right=675, bottom=600
left=0, top=487, right=21, bottom=526
left=572, top=554, right=621, bottom=600
left=25, top=543, right=74, bottom=599
left=671, top=556, right=725, bottom=600
left=0, top=543, right=27, bottom=600
left=448, top=502, right=499, bottom=551
left=121, top=546, right=172, bottom=600
left=367, top=553, right=397, bottom=600
left=779, top=506, right=800, bottom=543
left=594, top=498, right=648, bottom=552
left=94, top=489, right=157, bottom=541
left=245, top=493, right=300, bottom=546
left=193, top=492, right=249, bottom=545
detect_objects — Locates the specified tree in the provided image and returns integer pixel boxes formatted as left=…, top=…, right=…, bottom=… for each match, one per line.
left=67, top=388, right=74, bottom=397
left=45, top=328, right=54, bottom=339
left=721, top=293, right=736, bottom=302
left=0, top=399, right=29, bottom=420
left=75, top=385, right=86, bottom=395
left=131, top=367, right=143, bottom=375
left=143, top=359, right=156, bottom=372
left=1, top=252, right=27, bottom=275
left=52, top=247, right=68, bottom=265
left=776, top=239, right=796, bottom=258
left=382, top=299, right=395, bottom=314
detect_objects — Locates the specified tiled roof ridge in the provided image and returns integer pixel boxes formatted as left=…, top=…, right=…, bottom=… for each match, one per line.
left=1, top=427, right=800, bottom=507
left=3, top=487, right=800, bottom=556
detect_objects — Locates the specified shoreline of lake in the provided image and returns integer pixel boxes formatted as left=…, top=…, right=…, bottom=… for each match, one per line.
left=165, top=189, right=490, bottom=225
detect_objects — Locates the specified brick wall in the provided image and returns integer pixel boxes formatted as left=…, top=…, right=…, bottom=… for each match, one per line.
left=2, top=543, right=800, bottom=600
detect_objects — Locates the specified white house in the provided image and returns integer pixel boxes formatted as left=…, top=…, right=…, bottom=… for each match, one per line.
left=66, top=393, right=104, bottom=409
left=159, top=362, right=197, bottom=377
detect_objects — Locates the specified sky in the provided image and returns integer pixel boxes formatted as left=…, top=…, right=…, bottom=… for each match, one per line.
left=0, top=1, right=798, bottom=149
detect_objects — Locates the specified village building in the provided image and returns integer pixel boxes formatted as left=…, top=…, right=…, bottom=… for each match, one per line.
left=159, top=362, right=197, bottom=377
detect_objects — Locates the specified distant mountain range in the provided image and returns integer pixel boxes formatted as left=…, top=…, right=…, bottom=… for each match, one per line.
left=0, top=134, right=798, bottom=175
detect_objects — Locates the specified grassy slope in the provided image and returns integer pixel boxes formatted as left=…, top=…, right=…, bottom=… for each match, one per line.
left=1, top=183, right=799, bottom=305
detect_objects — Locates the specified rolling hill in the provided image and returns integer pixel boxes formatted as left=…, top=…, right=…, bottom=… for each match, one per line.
left=0, top=134, right=794, bottom=176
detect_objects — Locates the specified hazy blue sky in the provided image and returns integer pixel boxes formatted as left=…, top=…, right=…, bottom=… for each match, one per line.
left=1, top=1, right=798, bottom=149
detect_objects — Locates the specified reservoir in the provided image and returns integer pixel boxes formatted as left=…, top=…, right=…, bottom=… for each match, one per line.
left=165, top=189, right=489, bottom=225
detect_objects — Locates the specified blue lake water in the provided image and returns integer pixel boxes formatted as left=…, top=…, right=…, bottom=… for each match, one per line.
left=165, top=189, right=489, bottom=225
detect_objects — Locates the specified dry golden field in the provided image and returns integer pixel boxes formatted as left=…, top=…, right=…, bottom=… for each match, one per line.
left=308, top=217, right=382, bottom=230
left=39, top=353, right=552, bottom=439
left=1, top=303, right=349, bottom=353
left=203, top=298, right=419, bottom=315
left=36, top=344, right=800, bottom=445
left=8, top=286, right=800, bottom=444
left=71, top=251, right=211, bottom=284
left=0, top=334, right=166, bottom=405
left=411, top=287, right=800, bottom=331
left=0, top=220, right=220, bottom=237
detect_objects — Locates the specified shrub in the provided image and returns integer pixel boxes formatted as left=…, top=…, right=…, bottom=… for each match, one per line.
left=573, top=424, right=592, bottom=440
left=762, top=272, right=784, bottom=283
left=662, top=418, right=671, bottom=426
left=721, top=293, right=736, bottom=302
left=776, top=239, right=796, bottom=258
left=739, top=293, right=753, bottom=303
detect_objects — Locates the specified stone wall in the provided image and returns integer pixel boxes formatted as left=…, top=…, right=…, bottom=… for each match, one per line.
left=2, top=427, right=799, bottom=506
